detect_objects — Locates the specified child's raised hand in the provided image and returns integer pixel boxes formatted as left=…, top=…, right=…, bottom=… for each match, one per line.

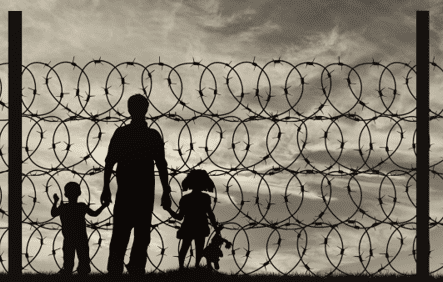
left=53, top=193, right=59, bottom=202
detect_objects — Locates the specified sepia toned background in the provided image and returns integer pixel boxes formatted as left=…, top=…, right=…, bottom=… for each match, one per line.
left=0, top=0, right=442, bottom=275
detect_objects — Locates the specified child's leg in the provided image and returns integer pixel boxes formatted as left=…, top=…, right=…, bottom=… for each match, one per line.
left=194, top=237, right=205, bottom=268
left=76, top=238, right=91, bottom=275
left=206, top=259, right=213, bottom=269
left=62, top=238, right=75, bottom=274
left=179, top=238, right=192, bottom=269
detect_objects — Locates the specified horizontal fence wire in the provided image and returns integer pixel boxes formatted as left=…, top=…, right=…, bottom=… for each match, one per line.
left=0, top=57, right=442, bottom=276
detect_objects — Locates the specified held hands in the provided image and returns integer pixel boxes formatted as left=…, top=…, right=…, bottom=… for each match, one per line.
left=101, top=185, right=112, bottom=206
left=161, top=190, right=171, bottom=210
left=101, top=200, right=110, bottom=208
left=214, top=222, right=222, bottom=232
left=215, top=222, right=221, bottom=229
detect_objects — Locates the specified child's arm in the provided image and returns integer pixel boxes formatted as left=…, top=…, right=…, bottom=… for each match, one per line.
left=86, top=202, right=109, bottom=217
left=51, top=194, right=60, bottom=217
left=165, top=197, right=185, bottom=220
left=165, top=206, right=184, bottom=220
left=206, top=196, right=217, bottom=228
left=207, top=209, right=217, bottom=228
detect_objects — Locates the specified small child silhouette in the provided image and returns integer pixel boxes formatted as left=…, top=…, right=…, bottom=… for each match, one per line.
left=51, top=182, right=109, bottom=275
left=164, top=170, right=218, bottom=269
left=202, top=224, right=231, bottom=270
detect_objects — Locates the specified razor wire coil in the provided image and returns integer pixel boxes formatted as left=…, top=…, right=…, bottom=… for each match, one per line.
left=0, top=57, right=442, bottom=276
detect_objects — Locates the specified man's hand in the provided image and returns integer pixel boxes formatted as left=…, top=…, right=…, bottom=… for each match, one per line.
left=101, top=185, right=112, bottom=205
left=161, top=192, right=171, bottom=210
left=53, top=193, right=59, bottom=202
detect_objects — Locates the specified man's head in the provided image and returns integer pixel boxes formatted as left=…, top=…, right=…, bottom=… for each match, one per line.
left=128, top=94, right=149, bottom=119
left=64, top=182, right=81, bottom=200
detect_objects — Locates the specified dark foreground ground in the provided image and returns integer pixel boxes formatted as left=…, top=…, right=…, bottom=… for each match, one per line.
left=0, top=268, right=438, bottom=281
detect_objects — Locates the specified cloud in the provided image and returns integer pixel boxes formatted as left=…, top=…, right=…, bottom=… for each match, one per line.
left=194, top=0, right=256, bottom=29
left=281, top=25, right=379, bottom=65
left=229, top=20, right=281, bottom=46
left=7, top=0, right=57, bottom=11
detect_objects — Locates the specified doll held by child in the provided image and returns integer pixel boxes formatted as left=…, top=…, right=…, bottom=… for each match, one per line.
left=202, top=224, right=232, bottom=270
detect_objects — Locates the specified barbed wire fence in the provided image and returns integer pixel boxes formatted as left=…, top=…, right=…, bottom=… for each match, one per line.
left=0, top=56, right=442, bottom=276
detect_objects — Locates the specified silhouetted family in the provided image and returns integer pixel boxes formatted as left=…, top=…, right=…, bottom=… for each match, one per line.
left=50, top=94, right=230, bottom=275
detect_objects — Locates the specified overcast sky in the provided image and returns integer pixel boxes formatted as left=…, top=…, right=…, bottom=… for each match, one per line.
left=1, top=0, right=443, bottom=276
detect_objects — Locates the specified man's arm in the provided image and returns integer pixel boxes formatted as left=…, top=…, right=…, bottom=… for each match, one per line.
left=153, top=130, right=170, bottom=193
left=103, top=161, right=115, bottom=188
left=101, top=161, right=115, bottom=204
left=102, top=128, right=120, bottom=205
left=158, top=154, right=171, bottom=209
left=152, top=130, right=171, bottom=209
left=157, top=157, right=170, bottom=193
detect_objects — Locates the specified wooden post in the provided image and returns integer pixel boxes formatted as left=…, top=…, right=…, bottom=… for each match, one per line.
left=8, top=11, right=22, bottom=276
left=416, top=10, right=429, bottom=278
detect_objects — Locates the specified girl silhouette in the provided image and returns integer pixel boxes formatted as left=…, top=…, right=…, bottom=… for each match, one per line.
left=165, top=169, right=218, bottom=269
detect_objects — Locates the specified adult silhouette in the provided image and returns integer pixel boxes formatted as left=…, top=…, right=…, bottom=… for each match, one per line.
left=101, top=94, right=171, bottom=275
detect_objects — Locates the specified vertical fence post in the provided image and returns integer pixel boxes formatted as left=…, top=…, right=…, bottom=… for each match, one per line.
left=8, top=11, right=22, bottom=276
left=416, top=10, right=429, bottom=278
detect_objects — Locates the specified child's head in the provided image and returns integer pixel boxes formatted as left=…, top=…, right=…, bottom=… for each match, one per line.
left=64, top=182, right=81, bottom=200
left=182, top=170, right=214, bottom=192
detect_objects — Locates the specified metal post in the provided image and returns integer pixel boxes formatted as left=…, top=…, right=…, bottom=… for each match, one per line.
left=416, top=10, right=429, bottom=278
left=8, top=11, right=22, bottom=276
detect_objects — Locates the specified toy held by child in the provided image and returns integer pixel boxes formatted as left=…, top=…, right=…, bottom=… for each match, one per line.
left=164, top=169, right=218, bottom=269
left=51, top=182, right=109, bottom=275
left=202, top=224, right=232, bottom=270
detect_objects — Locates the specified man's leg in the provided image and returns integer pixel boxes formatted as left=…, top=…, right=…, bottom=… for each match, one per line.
left=107, top=213, right=133, bottom=275
left=127, top=211, right=152, bottom=274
